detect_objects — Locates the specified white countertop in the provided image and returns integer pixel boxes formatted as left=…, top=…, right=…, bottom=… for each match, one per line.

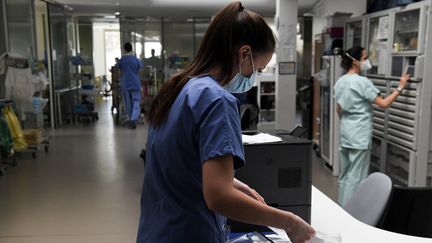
left=311, top=186, right=432, bottom=243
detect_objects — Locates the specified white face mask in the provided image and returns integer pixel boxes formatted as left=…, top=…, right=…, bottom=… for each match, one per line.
left=346, top=52, right=372, bottom=72
left=360, top=59, right=372, bottom=71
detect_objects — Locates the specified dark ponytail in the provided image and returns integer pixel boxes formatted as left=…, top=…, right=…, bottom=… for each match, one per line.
left=337, top=46, right=364, bottom=72
left=147, top=1, right=276, bottom=126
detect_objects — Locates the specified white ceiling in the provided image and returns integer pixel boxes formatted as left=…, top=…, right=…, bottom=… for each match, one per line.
left=56, top=0, right=319, bottom=18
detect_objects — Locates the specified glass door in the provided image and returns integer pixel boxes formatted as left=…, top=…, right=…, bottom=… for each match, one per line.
left=5, top=0, right=36, bottom=59
left=393, top=9, right=420, bottom=54
left=320, top=57, right=332, bottom=163
left=390, top=5, right=427, bottom=81
left=367, top=14, right=391, bottom=76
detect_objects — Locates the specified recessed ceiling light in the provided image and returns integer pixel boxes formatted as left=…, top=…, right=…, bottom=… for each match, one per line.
left=115, top=2, right=120, bottom=6
left=114, top=12, right=120, bottom=16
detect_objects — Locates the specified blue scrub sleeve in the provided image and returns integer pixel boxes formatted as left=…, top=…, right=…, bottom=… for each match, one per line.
left=363, top=78, right=380, bottom=103
left=198, top=95, right=245, bottom=169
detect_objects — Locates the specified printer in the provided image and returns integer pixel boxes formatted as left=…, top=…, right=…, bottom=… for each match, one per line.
left=228, top=129, right=312, bottom=232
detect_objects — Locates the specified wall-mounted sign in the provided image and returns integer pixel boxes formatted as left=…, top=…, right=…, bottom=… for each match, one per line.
left=279, top=62, right=296, bottom=75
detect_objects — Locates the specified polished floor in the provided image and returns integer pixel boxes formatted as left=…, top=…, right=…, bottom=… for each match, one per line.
left=0, top=101, right=337, bottom=242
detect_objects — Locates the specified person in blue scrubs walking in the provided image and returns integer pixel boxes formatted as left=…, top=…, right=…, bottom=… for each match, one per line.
left=334, top=46, right=410, bottom=206
left=137, top=2, right=315, bottom=243
left=117, top=42, right=143, bottom=129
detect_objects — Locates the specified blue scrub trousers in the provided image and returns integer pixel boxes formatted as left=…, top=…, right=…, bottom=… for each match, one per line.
left=338, top=148, right=370, bottom=207
left=123, top=88, right=141, bottom=123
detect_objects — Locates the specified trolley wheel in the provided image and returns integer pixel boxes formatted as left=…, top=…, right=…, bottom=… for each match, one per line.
left=32, top=152, right=37, bottom=159
left=45, top=145, right=49, bottom=152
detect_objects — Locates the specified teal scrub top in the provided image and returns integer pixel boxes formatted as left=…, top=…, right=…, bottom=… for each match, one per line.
left=334, top=73, right=380, bottom=149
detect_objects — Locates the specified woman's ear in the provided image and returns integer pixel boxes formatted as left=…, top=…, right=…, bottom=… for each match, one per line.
left=238, top=45, right=252, bottom=64
left=352, top=59, right=360, bottom=66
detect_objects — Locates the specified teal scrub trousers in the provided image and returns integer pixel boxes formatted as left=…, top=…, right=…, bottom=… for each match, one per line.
left=338, top=148, right=371, bottom=207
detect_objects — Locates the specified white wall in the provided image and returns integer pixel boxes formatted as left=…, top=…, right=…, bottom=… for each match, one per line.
left=92, top=23, right=119, bottom=77
left=312, top=0, right=366, bottom=38
left=275, top=0, right=298, bottom=130
left=93, top=27, right=105, bottom=77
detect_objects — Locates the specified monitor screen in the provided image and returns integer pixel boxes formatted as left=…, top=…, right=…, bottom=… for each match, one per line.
left=405, top=66, right=415, bottom=77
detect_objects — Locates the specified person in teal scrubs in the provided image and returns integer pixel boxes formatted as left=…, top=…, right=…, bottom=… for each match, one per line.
left=334, top=46, right=410, bottom=206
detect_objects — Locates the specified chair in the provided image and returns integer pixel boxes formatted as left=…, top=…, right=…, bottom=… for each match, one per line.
left=379, top=186, right=432, bottom=238
left=343, top=172, right=393, bottom=226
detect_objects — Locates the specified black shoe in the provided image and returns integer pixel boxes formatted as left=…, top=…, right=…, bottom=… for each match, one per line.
left=128, top=121, right=137, bottom=129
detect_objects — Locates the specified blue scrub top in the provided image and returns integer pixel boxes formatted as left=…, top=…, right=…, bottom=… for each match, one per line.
left=137, top=76, right=245, bottom=243
left=118, top=54, right=143, bottom=90
left=334, top=73, right=380, bottom=149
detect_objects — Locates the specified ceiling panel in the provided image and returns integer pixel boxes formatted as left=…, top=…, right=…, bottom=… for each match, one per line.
left=56, top=0, right=319, bottom=17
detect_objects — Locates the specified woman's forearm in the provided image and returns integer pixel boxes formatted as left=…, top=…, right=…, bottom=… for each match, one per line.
left=210, top=183, right=296, bottom=230
left=375, top=89, right=400, bottom=108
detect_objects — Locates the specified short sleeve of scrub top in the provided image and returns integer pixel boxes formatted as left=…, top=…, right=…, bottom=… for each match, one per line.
left=137, top=75, right=245, bottom=243
left=361, top=78, right=380, bottom=103
left=334, top=74, right=380, bottom=110
left=197, top=89, right=245, bottom=168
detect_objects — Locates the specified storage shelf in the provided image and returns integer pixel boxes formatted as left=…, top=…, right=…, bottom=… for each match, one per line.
left=395, top=29, right=418, bottom=34
left=392, top=50, right=418, bottom=54
left=371, top=152, right=381, bottom=158
left=370, top=162, right=380, bottom=170
left=390, top=173, right=408, bottom=186
left=260, top=93, right=275, bottom=96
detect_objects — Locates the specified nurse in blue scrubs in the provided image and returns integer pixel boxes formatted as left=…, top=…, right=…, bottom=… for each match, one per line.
left=117, top=42, right=143, bottom=129
left=136, top=2, right=315, bottom=243
left=334, top=46, right=410, bottom=206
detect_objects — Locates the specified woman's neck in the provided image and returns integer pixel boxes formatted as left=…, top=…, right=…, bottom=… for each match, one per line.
left=347, top=67, right=360, bottom=75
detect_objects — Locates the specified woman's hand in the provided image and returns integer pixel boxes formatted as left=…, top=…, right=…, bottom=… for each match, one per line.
left=233, top=178, right=265, bottom=204
left=282, top=213, right=315, bottom=243
left=399, top=74, right=410, bottom=89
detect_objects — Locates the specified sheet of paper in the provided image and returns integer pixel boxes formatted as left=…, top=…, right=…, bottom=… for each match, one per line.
left=241, top=133, right=283, bottom=144
left=307, top=231, right=342, bottom=243
left=377, top=42, right=388, bottom=75
left=268, top=226, right=291, bottom=241
left=377, top=16, right=390, bottom=40
left=268, top=227, right=342, bottom=243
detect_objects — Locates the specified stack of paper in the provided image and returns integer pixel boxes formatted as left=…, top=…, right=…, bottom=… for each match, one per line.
left=241, top=133, right=283, bottom=144
left=268, top=227, right=342, bottom=243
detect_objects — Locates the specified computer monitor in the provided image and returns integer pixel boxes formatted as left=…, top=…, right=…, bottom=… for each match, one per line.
left=405, top=65, right=415, bottom=77
left=289, top=126, right=308, bottom=138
